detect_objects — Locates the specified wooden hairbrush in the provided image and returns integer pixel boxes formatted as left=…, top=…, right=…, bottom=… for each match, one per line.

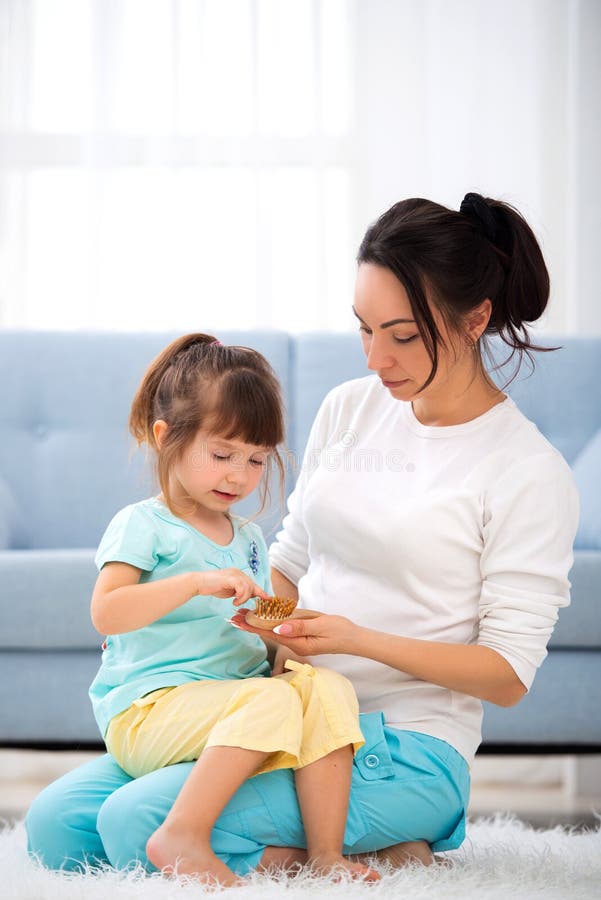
left=246, top=596, right=298, bottom=631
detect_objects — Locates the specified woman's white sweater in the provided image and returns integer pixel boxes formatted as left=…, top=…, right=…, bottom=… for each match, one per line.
left=269, top=376, right=579, bottom=765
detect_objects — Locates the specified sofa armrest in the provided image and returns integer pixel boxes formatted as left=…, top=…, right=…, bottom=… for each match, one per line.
left=0, top=477, right=18, bottom=550
left=0, top=549, right=100, bottom=648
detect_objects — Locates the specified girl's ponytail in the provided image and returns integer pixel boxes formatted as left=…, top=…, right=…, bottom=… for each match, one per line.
left=128, top=333, right=217, bottom=449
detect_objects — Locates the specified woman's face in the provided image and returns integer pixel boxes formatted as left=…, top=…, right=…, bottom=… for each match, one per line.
left=353, top=262, right=469, bottom=402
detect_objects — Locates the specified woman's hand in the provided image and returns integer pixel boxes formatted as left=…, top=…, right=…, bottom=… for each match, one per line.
left=230, top=608, right=359, bottom=657
left=194, top=569, right=270, bottom=605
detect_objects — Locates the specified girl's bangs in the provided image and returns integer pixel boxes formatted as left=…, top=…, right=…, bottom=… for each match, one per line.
left=206, top=374, right=284, bottom=449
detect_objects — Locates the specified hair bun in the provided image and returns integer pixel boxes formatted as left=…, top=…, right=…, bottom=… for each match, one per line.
left=460, top=192, right=499, bottom=243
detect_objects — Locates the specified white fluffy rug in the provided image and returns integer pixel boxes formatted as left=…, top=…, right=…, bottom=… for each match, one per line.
left=2, top=815, right=600, bottom=900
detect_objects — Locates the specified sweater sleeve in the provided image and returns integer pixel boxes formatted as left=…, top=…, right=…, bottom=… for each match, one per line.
left=269, top=390, right=336, bottom=587
left=478, top=451, right=580, bottom=690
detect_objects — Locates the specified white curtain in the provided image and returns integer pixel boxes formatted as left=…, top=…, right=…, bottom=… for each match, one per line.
left=0, top=0, right=357, bottom=332
left=1, top=0, right=599, bottom=335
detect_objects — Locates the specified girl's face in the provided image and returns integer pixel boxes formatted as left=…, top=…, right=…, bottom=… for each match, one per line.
left=353, top=262, right=473, bottom=403
left=172, top=429, right=270, bottom=514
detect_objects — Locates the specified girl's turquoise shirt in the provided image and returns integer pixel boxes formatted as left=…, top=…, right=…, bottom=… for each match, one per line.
left=88, top=497, right=272, bottom=739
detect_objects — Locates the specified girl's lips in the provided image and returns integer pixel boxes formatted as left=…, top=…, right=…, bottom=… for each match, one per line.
left=382, top=378, right=410, bottom=388
left=213, top=490, right=238, bottom=500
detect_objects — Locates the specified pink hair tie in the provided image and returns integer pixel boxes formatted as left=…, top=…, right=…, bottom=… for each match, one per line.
left=210, top=339, right=223, bottom=346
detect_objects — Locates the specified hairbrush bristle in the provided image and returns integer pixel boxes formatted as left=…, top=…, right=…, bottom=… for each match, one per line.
left=254, top=596, right=297, bottom=621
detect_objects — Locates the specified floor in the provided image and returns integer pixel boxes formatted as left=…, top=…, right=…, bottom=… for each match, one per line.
left=1, top=749, right=600, bottom=832
left=467, top=754, right=601, bottom=830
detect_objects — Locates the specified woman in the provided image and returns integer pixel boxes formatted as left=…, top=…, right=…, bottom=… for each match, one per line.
left=26, top=193, right=578, bottom=876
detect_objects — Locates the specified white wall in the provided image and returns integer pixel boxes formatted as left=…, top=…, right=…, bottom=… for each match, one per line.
left=355, top=0, right=601, bottom=335
left=569, top=0, right=601, bottom=333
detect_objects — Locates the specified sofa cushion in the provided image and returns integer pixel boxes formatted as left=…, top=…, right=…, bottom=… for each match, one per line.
left=486, top=336, right=601, bottom=466
left=291, top=333, right=367, bottom=454
left=2, top=548, right=597, bottom=651
left=572, top=428, right=601, bottom=550
left=482, top=649, right=601, bottom=745
left=548, top=551, right=601, bottom=648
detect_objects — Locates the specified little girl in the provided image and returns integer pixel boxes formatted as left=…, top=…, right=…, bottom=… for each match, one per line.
left=88, top=333, right=378, bottom=886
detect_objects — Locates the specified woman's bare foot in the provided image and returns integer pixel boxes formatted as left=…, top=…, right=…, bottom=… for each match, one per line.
left=308, top=851, right=381, bottom=881
left=146, top=823, right=243, bottom=886
left=257, top=846, right=308, bottom=874
left=375, top=839, right=434, bottom=868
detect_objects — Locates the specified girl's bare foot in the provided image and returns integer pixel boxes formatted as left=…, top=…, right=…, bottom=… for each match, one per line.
left=146, top=823, right=243, bottom=887
left=308, top=851, right=381, bottom=881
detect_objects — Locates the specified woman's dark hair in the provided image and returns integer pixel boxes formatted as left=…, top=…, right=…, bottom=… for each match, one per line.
left=129, top=333, right=286, bottom=518
left=357, top=194, right=555, bottom=390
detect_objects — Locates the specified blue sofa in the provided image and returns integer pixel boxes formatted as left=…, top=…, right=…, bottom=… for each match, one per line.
left=0, top=330, right=600, bottom=752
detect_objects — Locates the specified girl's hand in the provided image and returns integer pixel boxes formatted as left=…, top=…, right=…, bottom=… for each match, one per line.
left=194, top=569, right=270, bottom=605
left=230, top=608, right=359, bottom=657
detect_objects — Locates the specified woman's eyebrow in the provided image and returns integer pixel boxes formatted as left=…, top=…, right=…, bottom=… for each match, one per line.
left=352, top=306, right=415, bottom=328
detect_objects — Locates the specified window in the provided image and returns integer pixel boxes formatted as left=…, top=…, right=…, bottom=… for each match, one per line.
left=0, top=0, right=357, bottom=332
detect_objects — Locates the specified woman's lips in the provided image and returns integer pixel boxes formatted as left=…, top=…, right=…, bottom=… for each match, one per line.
left=381, top=378, right=410, bottom=388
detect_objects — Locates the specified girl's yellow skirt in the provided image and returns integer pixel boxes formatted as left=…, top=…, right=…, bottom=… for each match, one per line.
left=105, top=660, right=364, bottom=779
